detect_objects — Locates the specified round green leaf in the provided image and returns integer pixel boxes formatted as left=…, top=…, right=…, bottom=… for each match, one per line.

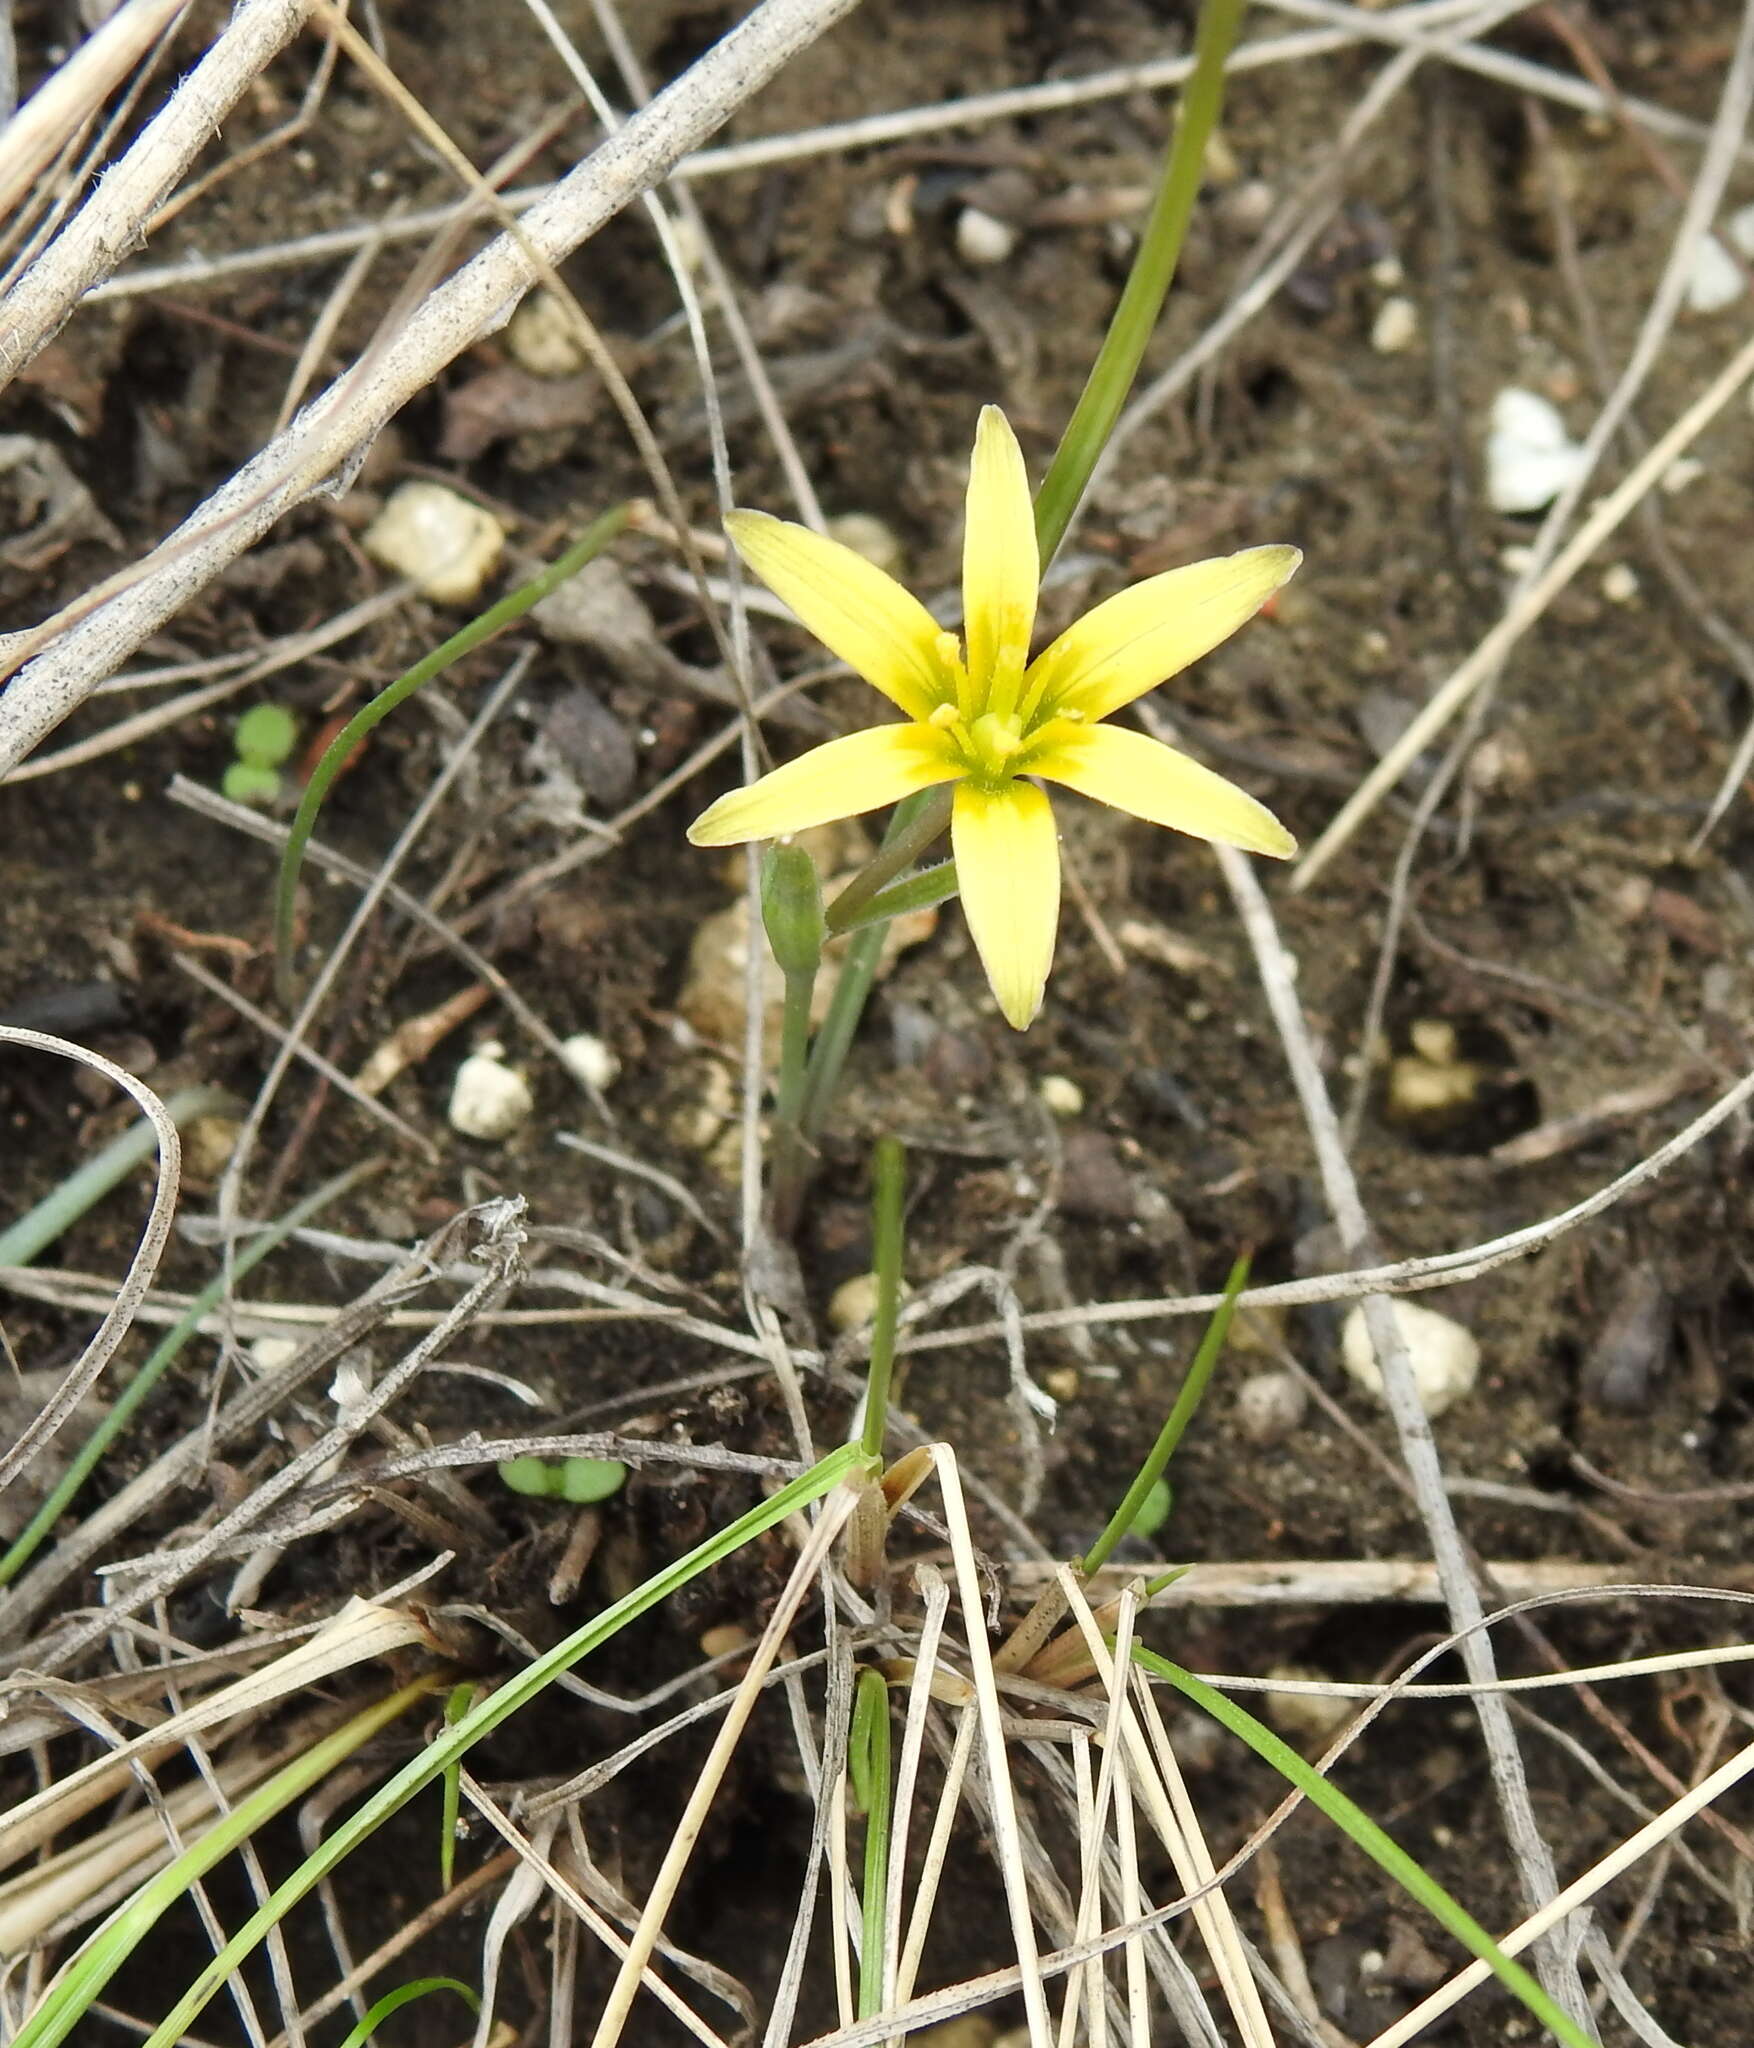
left=222, top=760, right=282, bottom=805
left=235, top=702, right=298, bottom=767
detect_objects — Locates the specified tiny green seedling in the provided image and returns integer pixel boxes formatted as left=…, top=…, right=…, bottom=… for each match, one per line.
left=1128, top=1476, right=1174, bottom=1541
left=222, top=702, right=298, bottom=805
left=497, top=1455, right=627, bottom=1505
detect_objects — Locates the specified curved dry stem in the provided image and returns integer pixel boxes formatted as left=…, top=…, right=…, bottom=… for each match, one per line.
left=0, top=0, right=861, bottom=777
left=0, top=1029, right=184, bottom=1493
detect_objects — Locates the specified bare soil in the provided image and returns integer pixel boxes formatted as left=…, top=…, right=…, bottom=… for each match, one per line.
left=3, top=2, right=1753, bottom=2042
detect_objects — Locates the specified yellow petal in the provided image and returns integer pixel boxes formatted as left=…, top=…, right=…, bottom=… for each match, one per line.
left=961, top=406, right=1038, bottom=710
left=725, top=510, right=949, bottom=722
left=1032, top=722, right=1295, bottom=858
left=1024, top=544, right=1300, bottom=723
left=687, top=724, right=960, bottom=846
left=952, top=779, right=1061, bottom=1030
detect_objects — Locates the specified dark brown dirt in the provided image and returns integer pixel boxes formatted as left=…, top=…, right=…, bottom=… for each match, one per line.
left=4, top=2, right=1753, bottom=2042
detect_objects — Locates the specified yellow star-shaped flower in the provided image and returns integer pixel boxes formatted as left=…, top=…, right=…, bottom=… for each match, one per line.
left=688, top=405, right=1298, bottom=1029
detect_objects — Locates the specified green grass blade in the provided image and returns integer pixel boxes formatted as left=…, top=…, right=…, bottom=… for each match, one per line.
left=1032, top=0, right=1247, bottom=565
left=13, top=1680, right=430, bottom=2048
left=0, top=1161, right=377, bottom=1588
left=850, top=1668, right=893, bottom=2022
left=103, top=1444, right=866, bottom=2048
left=0, top=1084, right=236, bottom=1269
left=274, top=504, right=629, bottom=1003
left=336, top=1976, right=479, bottom=2047
left=1134, top=1648, right=1596, bottom=2048
left=1082, top=1254, right=1248, bottom=1578
left=438, top=1683, right=476, bottom=1891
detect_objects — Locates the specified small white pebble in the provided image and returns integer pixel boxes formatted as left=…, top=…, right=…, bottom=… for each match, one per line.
left=364, top=482, right=505, bottom=604
left=1262, top=1666, right=1352, bottom=1745
left=1235, top=1369, right=1308, bottom=1446
left=825, top=511, right=906, bottom=576
left=249, top=1336, right=300, bottom=1374
left=1728, top=202, right=1754, bottom=260
left=828, top=1271, right=882, bottom=1333
left=1661, top=456, right=1705, bottom=495
left=956, top=205, right=1017, bottom=266
left=183, top=1114, right=242, bottom=1182
left=449, top=1043, right=534, bottom=1141
left=1370, top=295, right=1418, bottom=354
left=1037, top=1074, right=1084, bottom=1118
left=1369, top=254, right=1405, bottom=290
left=1499, top=543, right=1536, bottom=575
left=1601, top=562, right=1640, bottom=605
left=504, top=289, right=588, bottom=377
left=1485, top=388, right=1588, bottom=514
left=559, top=1032, right=619, bottom=1093
left=1340, top=1301, right=1480, bottom=1419
left=1684, top=234, right=1744, bottom=314
left=327, top=1355, right=373, bottom=1422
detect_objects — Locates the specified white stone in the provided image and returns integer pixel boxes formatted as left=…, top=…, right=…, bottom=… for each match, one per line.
left=956, top=205, right=1017, bottom=266
left=504, top=289, right=588, bottom=377
left=1262, top=1666, right=1352, bottom=1745
left=448, top=1044, right=534, bottom=1140
left=825, top=511, right=906, bottom=577
left=1235, top=1369, right=1308, bottom=1446
left=1684, top=234, right=1743, bottom=314
left=249, top=1336, right=300, bottom=1374
left=1037, top=1074, right=1084, bottom=1118
left=1728, top=203, right=1754, bottom=260
left=1485, top=389, right=1588, bottom=514
left=364, top=482, right=505, bottom=604
left=560, top=1032, right=619, bottom=1093
left=1601, top=562, right=1640, bottom=605
left=828, top=1271, right=881, bottom=1333
left=1340, top=1301, right=1480, bottom=1419
left=1370, top=295, right=1418, bottom=354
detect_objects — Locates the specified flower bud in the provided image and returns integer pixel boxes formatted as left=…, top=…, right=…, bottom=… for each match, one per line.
left=761, top=843, right=826, bottom=980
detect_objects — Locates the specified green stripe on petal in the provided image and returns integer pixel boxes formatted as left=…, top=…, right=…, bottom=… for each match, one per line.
left=1033, top=722, right=1295, bottom=858
left=1023, top=544, right=1300, bottom=724
left=961, top=407, right=1039, bottom=716
left=725, top=511, right=950, bottom=722
left=952, top=779, right=1061, bottom=1030
left=687, top=724, right=961, bottom=846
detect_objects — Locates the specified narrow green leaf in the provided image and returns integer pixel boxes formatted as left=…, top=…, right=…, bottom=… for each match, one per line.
left=851, top=1668, right=893, bottom=2022
left=1135, top=1648, right=1597, bottom=2048
left=1033, top=0, right=1248, bottom=564
left=275, top=504, right=629, bottom=1003
left=336, top=1976, right=478, bottom=2048
left=1082, top=1253, right=1248, bottom=1578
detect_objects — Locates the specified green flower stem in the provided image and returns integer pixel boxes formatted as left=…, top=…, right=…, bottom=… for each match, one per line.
left=0, top=1161, right=375, bottom=1589
left=824, top=785, right=953, bottom=933
left=860, top=1137, right=906, bottom=1462
left=1081, top=1252, right=1248, bottom=1579
left=768, top=789, right=940, bottom=1235
left=850, top=1667, right=894, bottom=2022
left=763, top=960, right=820, bottom=1239
left=274, top=503, right=630, bottom=1005
left=0, top=1085, right=236, bottom=1269
left=1134, top=1649, right=1597, bottom=2048
left=1032, top=0, right=1248, bottom=566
